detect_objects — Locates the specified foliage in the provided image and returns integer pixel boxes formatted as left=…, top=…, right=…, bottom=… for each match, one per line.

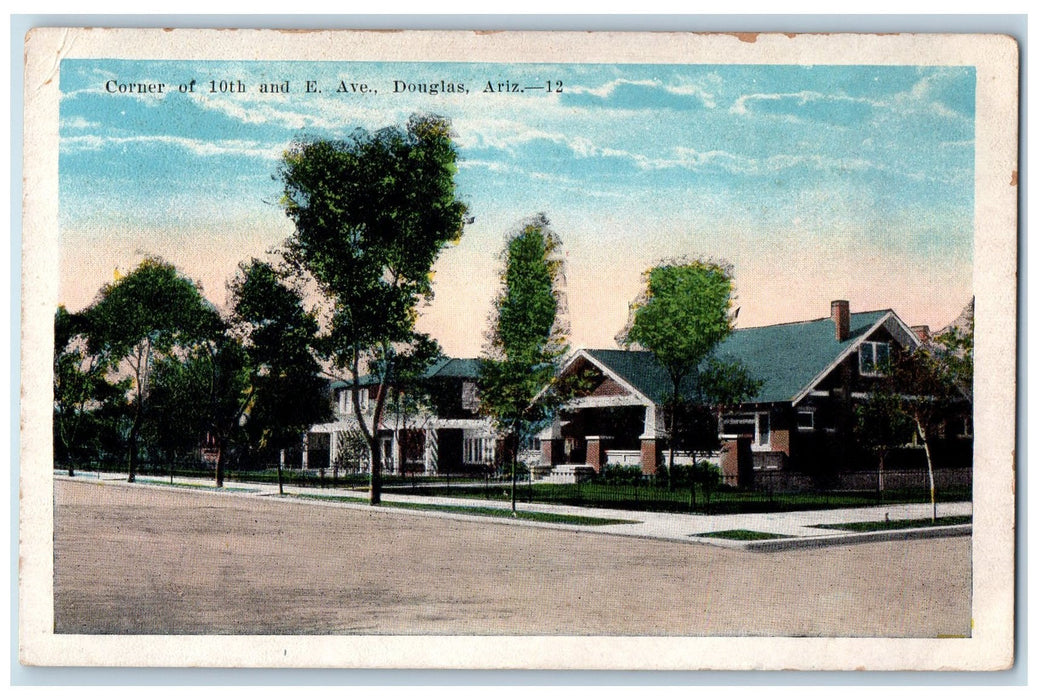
left=231, top=259, right=331, bottom=456
left=624, top=259, right=735, bottom=384
left=53, top=306, right=128, bottom=471
left=374, top=333, right=444, bottom=441
left=853, top=390, right=916, bottom=488
left=622, top=258, right=758, bottom=488
left=278, top=115, right=468, bottom=504
left=82, top=258, right=221, bottom=481
left=860, top=323, right=974, bottom=520
left=597, top=464, right=645, bottom=486
left=479, top=214, right=569, bottom=510
left=331, top=429, right=371, bottom=474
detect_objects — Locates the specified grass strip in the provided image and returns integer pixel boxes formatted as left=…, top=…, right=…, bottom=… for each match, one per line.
left=291, top=493, right=639, bottom=526
left=137, top=479, right=257, bottom=493
left=694, top=529, right=791, bottom=541
left=813, top=515, right=972, bottom=532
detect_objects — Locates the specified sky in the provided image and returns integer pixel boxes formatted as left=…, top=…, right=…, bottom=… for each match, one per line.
left=58, top=59, right=975, bottom=357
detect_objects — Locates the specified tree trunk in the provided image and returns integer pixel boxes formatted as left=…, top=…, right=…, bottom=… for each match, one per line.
left=510, top=432, right=518, bottom=515
left=666, top=408, right=676, bottom=491
left=369, top=435, right=382, bottom=505
left=916, top=418, right=937, bottom=522
left=127, top=409, right=142, bottom=483
left=877, top=450, right=885, bottom=504
left=215, top=438, right=226, bottom=488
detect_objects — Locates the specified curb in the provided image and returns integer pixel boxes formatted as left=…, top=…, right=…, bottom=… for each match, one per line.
left=691, top=524, right=972, bottom=552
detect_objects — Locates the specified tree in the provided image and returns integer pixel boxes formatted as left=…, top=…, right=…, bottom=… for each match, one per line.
left=231, top=259, right=331, bottom=493
left=622, top=259, right=745, bottom=489
left=83, top=258, right=220, bottom=482
left=53, top=306, right=126, bottom=474
left=479, top=214, right=569, bottom=513
left=278, top=115, right=468, bottom=504
left=890, top=334, right=973, bottom=521
left=854, top=391, right=916, bottom=496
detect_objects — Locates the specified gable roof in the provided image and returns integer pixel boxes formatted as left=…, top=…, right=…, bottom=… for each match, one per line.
left=425, top=357, right=482, bottom=379
left=329, top=357, right=481, bottom=390
left=580, top=309, right=902, bottom=406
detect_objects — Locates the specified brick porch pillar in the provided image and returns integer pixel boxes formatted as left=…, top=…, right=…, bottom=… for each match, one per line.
left=540, top=438, right=563, bottom=466
left=585, top=436, right=608, bottom=473
left=719, top=438, right=739, bottom=486
left=639, top=438, right=658, bottom=476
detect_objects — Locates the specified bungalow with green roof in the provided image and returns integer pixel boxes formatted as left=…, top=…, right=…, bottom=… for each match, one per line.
left=537, top=300, right=943, bottom=487
left=305, top=357, right=497, bottom=475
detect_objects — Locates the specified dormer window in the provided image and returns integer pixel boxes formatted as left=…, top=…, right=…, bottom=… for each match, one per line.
left=859, top=341, right=890, bottom=377
left=461, top=381, right=479, bottom=412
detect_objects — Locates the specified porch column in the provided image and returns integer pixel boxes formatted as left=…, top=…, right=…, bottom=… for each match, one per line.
left=279, top=449, right=286, bottom=470
left=329, top=431, right=339, bottom=466
left=585, top=435, right=609, bottom=473
left=720, top=438, right=740, bottom=486
left=391, top=431, right=401, bottom=475
left=423, top=427, right=438, bottom=475
left=639, top=404, right=661, bottom=476
left=539, top=416, right=563, bottom=466
left=301, top=433, right=309, bottom=470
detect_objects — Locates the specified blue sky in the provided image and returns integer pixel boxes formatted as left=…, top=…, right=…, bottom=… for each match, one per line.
left=59, top=59, right=975, bottom=356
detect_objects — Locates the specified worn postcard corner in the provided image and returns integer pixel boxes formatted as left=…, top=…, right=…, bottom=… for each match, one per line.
left=20, top=27, right=1018, bottom=671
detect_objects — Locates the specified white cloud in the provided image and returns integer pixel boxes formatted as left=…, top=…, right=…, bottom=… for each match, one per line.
left=565, top=77, right=717, bottom=109
left=60, top=133, right=281, bottom=161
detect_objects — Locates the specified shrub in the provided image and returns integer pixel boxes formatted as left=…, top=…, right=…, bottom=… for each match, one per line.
left=597, top=464, right=645, bottom=486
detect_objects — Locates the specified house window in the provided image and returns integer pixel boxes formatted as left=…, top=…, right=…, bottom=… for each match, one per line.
left=797, top=410, right=815, bottom=431
left=341, top=387, right=369, bottom=412
left=464, top=436, right=493, bottom=464
left=461, top=381, right=479, bottom=412
left=722, top=412, right=771, bottom=449
left=520, top=435, right=541, bottom=452
left=859, top=341, right=891, bottom=376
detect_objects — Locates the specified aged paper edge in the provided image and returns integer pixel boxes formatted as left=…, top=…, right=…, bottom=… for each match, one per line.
left=18, top=28, right=1019, bottom=670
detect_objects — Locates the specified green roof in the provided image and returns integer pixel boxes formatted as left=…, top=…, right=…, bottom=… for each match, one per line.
left=587, top=310, right=891, bottom=405
left=329, top=357, right=481, bottom=390
left=426, top=357, right=482, bottom=379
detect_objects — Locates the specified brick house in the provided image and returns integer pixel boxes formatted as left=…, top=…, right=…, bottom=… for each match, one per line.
left=304, top=358, right=497, bottom=475
left=535, top=300, right=972, bottom=486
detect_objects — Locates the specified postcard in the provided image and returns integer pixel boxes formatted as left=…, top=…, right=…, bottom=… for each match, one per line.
left=20, top=28, right=1018, bottom=670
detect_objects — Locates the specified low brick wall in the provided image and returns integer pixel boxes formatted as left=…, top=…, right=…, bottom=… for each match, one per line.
left=733, top=467, right=973, bottom=493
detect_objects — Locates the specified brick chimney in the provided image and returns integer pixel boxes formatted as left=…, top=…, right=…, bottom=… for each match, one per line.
left=831, top=300, right=850, bottom=342
left=911, top=325, right=931, bottom=343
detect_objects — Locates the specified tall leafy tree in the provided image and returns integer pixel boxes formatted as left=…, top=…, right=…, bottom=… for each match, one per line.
left=231, top=259, right=330, bottom=493
left=83, top=258, right=220, bottom=482
left=479, top=214, right=569, bottom=513
left=53, top=306, right=125, bottom=473
left=278, top=115, right=467, bottom=504
left=622, top=258, right=750, bottom=489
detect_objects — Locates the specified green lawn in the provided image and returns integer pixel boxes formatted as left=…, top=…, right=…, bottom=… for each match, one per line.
left=290, top=493, right=639, bottom=526
left=813, top=515, right=972, bottom=532
left=380, top=481, right=972, bottom=516
left=137, top=479, right=258, bottom=493
left=694, top=530, right=792, bottom=541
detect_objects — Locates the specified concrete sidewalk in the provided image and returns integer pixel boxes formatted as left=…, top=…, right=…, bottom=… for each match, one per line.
left=56, top=471, right=972, bottom=551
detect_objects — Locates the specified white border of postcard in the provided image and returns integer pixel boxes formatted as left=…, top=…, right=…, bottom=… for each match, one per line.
left=20, top=28, right=1019, bottom=670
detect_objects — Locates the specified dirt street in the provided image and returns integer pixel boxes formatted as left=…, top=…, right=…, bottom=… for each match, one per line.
left=53, top=479, right=972, bottom=636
